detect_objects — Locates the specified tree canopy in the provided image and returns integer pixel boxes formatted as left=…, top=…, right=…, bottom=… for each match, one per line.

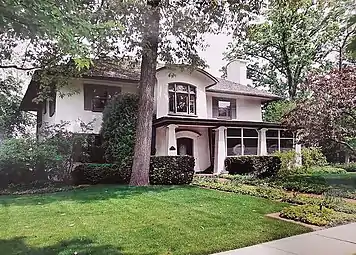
left=285, top=67, right=356, bottom=152
left=225, top=0, right=354, bottom=99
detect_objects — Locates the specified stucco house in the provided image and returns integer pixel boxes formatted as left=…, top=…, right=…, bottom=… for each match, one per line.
left=20, top=60, right=297, bottom=174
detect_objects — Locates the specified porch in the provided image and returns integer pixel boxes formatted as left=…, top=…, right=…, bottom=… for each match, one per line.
left=153, top=117, right=301, bottom=174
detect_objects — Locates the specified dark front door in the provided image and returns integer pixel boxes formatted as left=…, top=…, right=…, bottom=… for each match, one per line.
left=177, top=138, right=193, bottom=156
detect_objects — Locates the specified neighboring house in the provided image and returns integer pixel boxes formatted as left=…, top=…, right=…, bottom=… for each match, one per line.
left=20, top=60, right=296, bottom=174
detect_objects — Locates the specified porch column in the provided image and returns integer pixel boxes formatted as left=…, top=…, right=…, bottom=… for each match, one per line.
left=258, top=128, right=268, bottom=156
left=213, top=126, right=227, bottom=174
left=166, top=124, right=178, bottom=156
left=295, top=144, right=302, bottom=167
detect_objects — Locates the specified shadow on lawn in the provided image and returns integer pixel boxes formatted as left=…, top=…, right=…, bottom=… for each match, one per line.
left=0, top=185, right=196, bottom=207
left=0, top=236, right=124, bottom=255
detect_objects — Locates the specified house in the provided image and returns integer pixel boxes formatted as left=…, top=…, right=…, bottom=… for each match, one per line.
left=20, top=59, right=297, bottom=174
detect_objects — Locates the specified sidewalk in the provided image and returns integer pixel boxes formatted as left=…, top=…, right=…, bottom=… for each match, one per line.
left=213, top=223, right=356, bottom=255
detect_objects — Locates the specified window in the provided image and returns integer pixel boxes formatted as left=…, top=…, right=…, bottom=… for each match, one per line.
left=42, top=100, right=47, bottom=115
left=168, top=83, right=196, bottom=115
left=227, top=128, right=258, bottom=156
left=212, top=98, right=236, bottom=119
left=84, top=84, right=121, bottom=112
left=267, top=129, right=294, bottom=153
left=49, top=88, right=56, bottom=117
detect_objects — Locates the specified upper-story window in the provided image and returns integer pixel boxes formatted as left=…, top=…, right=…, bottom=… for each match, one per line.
left=168, top=83, right=196, bottom=115
left=84, top=84, right=121, bottom=112
left=212, top=97, right=236, bottom=119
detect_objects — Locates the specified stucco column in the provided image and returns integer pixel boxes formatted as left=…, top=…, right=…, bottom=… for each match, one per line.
left=214, top=126, right=227, bottom=174
left=166, top=124, right=178, bottom=156
left=295, top=144, right=302, bottom=167
left=259, top=128, right=268, bottom=156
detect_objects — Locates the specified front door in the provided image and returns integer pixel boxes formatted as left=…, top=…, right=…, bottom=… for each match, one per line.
left=177, top=138, right=193, bottom=156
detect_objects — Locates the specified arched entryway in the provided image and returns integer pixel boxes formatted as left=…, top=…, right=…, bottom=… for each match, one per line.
left=177, top=138, right=193, bottom=156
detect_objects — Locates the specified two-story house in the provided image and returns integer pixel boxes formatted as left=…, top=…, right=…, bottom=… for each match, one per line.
left=20, top=60, right=296, bottom=174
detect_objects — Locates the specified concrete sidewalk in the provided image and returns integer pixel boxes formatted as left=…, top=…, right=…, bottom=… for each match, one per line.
left=213, top=223, right=356, bottom=255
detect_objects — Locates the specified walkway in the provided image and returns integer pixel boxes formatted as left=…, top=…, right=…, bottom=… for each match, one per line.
left=213, top=223, right=356, bottom=255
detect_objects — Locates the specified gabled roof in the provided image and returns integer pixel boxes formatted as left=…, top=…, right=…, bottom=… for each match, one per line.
left=206, top=78, right=281, bottom=100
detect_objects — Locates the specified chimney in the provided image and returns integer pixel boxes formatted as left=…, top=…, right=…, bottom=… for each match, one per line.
left=226, top=59, right=248, bottom=85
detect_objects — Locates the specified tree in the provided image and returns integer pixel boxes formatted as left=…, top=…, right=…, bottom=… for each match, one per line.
left=0, top=75, right=33, bottom=138
left=96, top=0, right=263, bottom=185
left=0, top=0, right=119, bottom=70
left=285, top=67, right=356, bottom=152
left=263, top=100, right=295, bottom=122
left=225, top=0, right=355, bottom=99
left=101, top=94, right=139, bottom=164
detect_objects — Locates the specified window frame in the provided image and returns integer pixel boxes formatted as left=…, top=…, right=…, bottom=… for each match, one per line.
left=168, top=83, right=196, bottom=115
left=266, top=129, right=295, bottom=153
left=212, top=97, right=236, bottom=120
left=83, top=83, right=122, bottom=112
left=226, top=128, right=259, bottom=156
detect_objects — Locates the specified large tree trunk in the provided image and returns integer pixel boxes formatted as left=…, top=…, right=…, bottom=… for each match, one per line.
left=130, top=1, right=160, bottom=186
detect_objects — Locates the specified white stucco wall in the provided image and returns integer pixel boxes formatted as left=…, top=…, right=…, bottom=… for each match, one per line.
left=45, top=78, right=138, bottom=133
left=206, top=93, right=262, bottom=122
left=155, top=125, right=211, bottom=171
left=155, top=68, right=215, bottom=119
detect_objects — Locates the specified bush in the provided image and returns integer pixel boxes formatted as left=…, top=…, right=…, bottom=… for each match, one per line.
left=280, top=205, right=356, bottom=226
left=273, top=150, right=301, bottom=176
left=306, top=166, right=347, bottom=175
left=0, top=138, right=61, bottom=188
left=71, top=163, right=131, bottom=185
left=150, top=156, right=195, bottom=185
left=71, top=156, right=195, bottom=185
left=225, top=156, right=281, bottom=178
left=101, top=94, right=139, bottom=164
left=333, top=162, right=356, bottom=172
left=302, top=148, right=328, bottom=169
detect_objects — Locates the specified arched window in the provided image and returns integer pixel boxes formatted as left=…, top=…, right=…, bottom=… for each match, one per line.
left=168, top=83, right=196, bottom=115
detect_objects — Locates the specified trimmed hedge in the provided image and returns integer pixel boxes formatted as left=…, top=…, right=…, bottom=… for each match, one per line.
left=71, top=156, right=195, bottom=185
left=150, top=156, right=195, bottom=185
left=225, top=156, right=281, bottom=178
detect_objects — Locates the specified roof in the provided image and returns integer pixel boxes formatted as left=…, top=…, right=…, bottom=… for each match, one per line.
left=154, top=116, right=283, bottom=129
left=20, top=61, right=281, bottom=111
left=207, top=78, right=281, bottom=100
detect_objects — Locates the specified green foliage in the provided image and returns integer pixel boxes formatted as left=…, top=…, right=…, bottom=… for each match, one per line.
left=280, top=205, right=356, bottom=226
left=72, top=156, right=195, bottom=185
left=71, top=163, right=131, bottom=185
left=273, top=150, right=301, bottom=176
left=150, top=156, right=195, bottom=185
left=0, top=138, right=60, bottom=188
left=306, top=166, right=347, bottom=175
left=193, top=177, right=288, bottom=201
left=333, top=163, right=356, bottom=172
left=226, top=0, right=354, bottom=99
left=0, top=76, right=33, bottom=137
left=225, top=156, right=281, bottom=178
left=263, top=100, right=296, bottom=122
left=301, top=148, right=328, bottom=169
left=101, top=94, right=139, bottom=164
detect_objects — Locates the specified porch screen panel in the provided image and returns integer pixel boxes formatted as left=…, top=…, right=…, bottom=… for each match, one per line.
left=266, top=129, right=294, bottom=152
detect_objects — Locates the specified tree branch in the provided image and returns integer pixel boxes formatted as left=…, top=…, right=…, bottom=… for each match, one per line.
left=0, top=64, right=38, bottom=71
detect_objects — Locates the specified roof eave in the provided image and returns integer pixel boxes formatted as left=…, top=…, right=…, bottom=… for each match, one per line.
left=206, top=89, right=282, bottom=101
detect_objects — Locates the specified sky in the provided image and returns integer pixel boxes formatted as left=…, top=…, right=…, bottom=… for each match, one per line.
left=199, top=33, right=232, bottom=78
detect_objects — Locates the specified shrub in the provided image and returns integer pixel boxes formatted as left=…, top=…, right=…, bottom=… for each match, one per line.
left=150, top=156, right=195, bottom=185
left=225, top=156, right=281, bottom=178
left=71, top=163, right=131, bottom=185
left=301, top=148, right=328, bottom=168
left=333, top=162, right=356, bottom=172
left=71, top=156, right=195, bottom=185
left=0, top=138, right=61, bottom=188
left=101, top=94, right=139, bottom=164
left=273, top=150, right=301, bottom=176
left=306, top=166, right=347, bottom=175
left=280, top=205, right=356, bottom=226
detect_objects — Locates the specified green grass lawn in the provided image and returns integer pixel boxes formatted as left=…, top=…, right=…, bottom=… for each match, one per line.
left=0, top=185, right=309, bottom=255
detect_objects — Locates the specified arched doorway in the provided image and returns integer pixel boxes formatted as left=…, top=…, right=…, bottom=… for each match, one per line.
left=177, top=138, right=193, bottom=156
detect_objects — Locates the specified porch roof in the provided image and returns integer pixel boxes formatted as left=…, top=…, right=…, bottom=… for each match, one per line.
left=153, top=116, right=284, bottom=129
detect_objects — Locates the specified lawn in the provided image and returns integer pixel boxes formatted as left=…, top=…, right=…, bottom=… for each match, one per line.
left=0, top=185, right=309, bottom=255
